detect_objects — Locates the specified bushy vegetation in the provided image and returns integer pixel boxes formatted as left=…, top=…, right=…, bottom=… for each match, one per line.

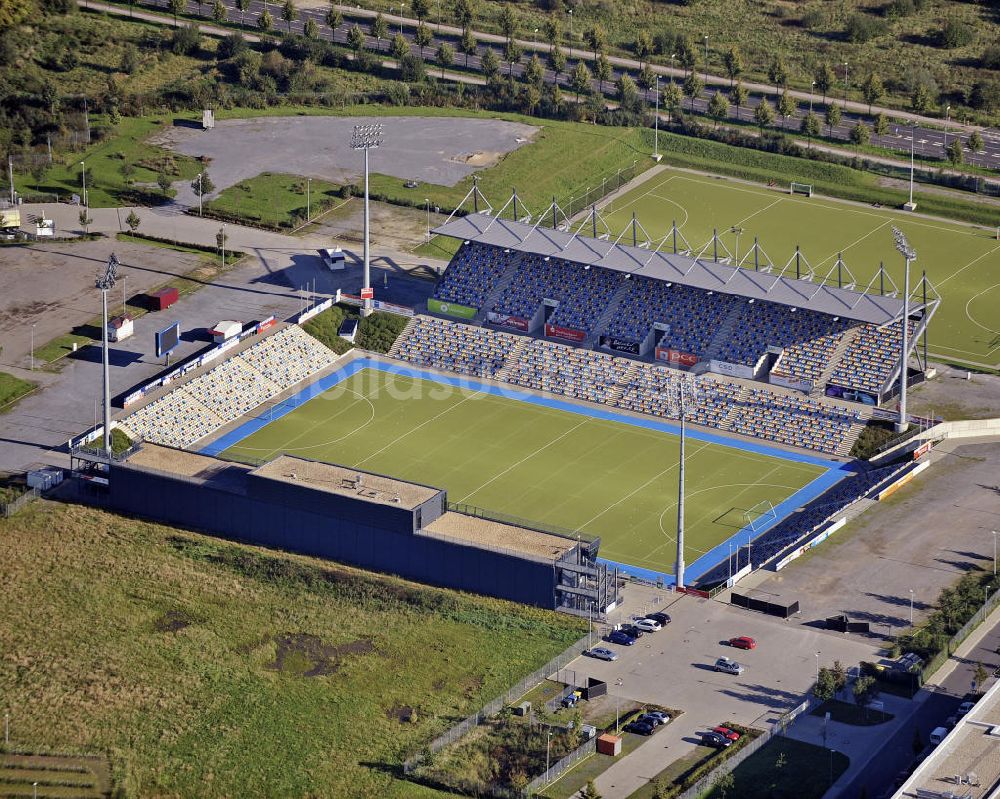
left=358, top=311, right=409, bottom=353
left=302, top=304, right=408, bottom=355
left=850, top=421, right=904, bottom=460
left=0, top=501, right=585, bottom=796
left=202, top=172, right=342, bottom=229
left=86, top=427, right=134, bottom=455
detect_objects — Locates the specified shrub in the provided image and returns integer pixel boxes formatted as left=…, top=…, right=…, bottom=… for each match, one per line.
left=169, top=23, right=201, bottom=56
left=937, top=18, right=974, bottom=49
left=968, top=80, right=1000, bottom=112
left=801, top=7, right=827, bottom=29
left=845, top=14, right=887, bottom=43
left=982, top=45, right=1000, bottom=71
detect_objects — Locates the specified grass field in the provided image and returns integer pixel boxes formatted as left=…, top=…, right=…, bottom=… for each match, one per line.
left=599, top=166, right=1000, bottom=370
left=218, top=365, right=829, bottom=575
left=204, top=172, right=345, bottom=229
left=0, top=500, right=585, bottom=797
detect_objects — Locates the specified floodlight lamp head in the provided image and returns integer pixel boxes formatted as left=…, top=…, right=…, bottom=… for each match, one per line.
left=891, top=226, right=916, bottom=261
left=350, top=123, right=384, bottom=150
left=95, top=253, right=120, bottom=291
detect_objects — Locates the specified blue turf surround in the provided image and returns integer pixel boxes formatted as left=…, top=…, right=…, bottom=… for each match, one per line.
left=201, top=357, right=854, bottom=583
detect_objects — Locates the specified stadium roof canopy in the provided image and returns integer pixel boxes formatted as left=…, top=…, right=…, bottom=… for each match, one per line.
left=433, top=213, right=913, bottom=326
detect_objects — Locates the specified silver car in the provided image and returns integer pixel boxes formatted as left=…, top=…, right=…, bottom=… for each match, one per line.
left=587, top=647, right=618, bottom=661
left=714, top=657, right=744, bottom=675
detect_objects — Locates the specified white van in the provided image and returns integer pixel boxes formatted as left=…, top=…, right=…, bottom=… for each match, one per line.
left=929, top=726, right=949, bottom=746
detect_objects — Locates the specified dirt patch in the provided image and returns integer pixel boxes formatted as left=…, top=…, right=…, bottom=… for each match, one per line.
left=452, top=150, right=503, bottom=167
left=387, top=705, right=417, bottom=723
left=268, top=633, right=374, bottom=677
left=153, top=609, right=198, bottom=633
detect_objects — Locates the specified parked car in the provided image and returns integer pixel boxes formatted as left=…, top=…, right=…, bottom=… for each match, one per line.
left=729, top=636, right=757, bottom=650
left=712, top=726, right=741, bottom=741
left=561, top=693, right=579, bottom=709
left=700, top=731, right=733, bottom=748
left=714, top=657, right=744, bottom=675
left=586, top=647, right=618, bottom=661
left=646, top=612, right=671, bottom=626
left=633, top=618, right=662, bottom=632
left=618, top=624, right=645, bottom=639
left=929, top=726, right=949, bottom=746
left=625, top=720, right=657, bottom=736
left=644, top=711, right=671, bottom=724
left=608, top=630, right=637, bottom=646
left=958, top=700, right=976, bottom=716
left=637, top=713, right=665, bottom=727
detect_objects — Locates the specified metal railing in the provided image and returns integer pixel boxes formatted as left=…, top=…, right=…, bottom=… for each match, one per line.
left=1, top=487, right=40, bottom=518
left=402, top=633, right=591, bottom=774
left=447, top=502, right=599, bottom=545
left=919, top=584, right=1000, bottom=682
left=524, top=738, right=597, bottom=796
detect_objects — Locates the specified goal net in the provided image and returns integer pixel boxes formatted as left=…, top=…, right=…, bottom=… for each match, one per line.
left=790, top=182, right=814, bottom=197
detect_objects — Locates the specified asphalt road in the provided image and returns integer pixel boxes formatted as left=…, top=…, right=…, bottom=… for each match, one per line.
left=120, top=0, right=1000, bottom=171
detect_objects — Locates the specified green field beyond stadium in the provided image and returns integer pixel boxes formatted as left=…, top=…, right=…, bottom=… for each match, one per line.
left=600, top=168, right=1000, bottom=370
left=219, top=367, right=827, bottom=575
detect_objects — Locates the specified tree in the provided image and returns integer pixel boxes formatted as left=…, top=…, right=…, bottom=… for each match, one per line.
left=481, top=47, right=500, bottom=80
left=911, top=83, right=933, bottom=113
left=969, top=130, right=985, bottom=153
left=815, top=63, right=834, bottom=104
left=157, top=172, right=171, bottom=195
left=800, top=111, right=821, bottom=144
left=777, top=91, right=797, bottom=127
left=79, top=209, right=92, bottom=234
left=281, top=0, right=296, bottom=33
left=754, top=97, right=775, bottom=132
left=832, top=661, right=849, bottom=695
left=708, top=90, right=729, bottom=126
left=634, top=31, right=652, bottom=68
left=257, top=7, right=273, bottom=33
left=235, top=0, right=250, bottom=27
left=347, top=24, right=366, bottom=54
left=543, top=18, right=560, bottom=52
left=580, top=780, right=602, bottom=799
left=947, top=137, right=964, bottom=166
left=862, top=72, right=884, bottom=114
left=663, top=82, right=682, bottom=122
left=211, top=0, right=226, bottom=25
left=391, top=33, right=409, bottom=62
left=723, top=46, right=743, bottom=86
left=768, top=56, right=788, bottom=96
left=682, top=72, right=703, bottom=111
left=168, top=0, right=184, bottom=24
left=677, top=36, right=697, bottom=75
left=522, top=84, right=542, bottom=115
left=504, top=38, right=522, bottom=77
left=853, top=674, right=879, bottom=715
left=617, top=73, right=639, bottom=111
left=638, top=64, right=655, bottom=92
left=584, top=25, right=606, bottom=59
left=459, top=29, right=476, bottom=68
left=595, top=54, right=612, bottom=94
left=975, top=662, right=988, bottom=691
left=435, top=42, right=454, bottom=78
left=712, top=772, right=736, bottom=799
left=525, top=53, right=544, bottom=87
left=732, top=82, right=748, bottom=120
left=814, top=666, right=838, bottom=700
left=850, top=121, right=871, bottom=148
left=453, top=0, right=474, bottom=32
left=303, top=17, right=317, bottom=39
left=411, top=0, right=429, bottom=22
left=570, top=61, right=591, bottom=100
left=825, top=102, right=841, bottom=136
left=192, top=170, right=214, bottom=197
left=372, top=13, right=388, bottom=45
left=415, top=22, right=433, bottom=59
left=125, top=209, right=141, bottom=233
left=324, top=2, right=342, bottom=32
left=499, top=5, right=516, bottom=42
left=550, top=46, right=566, bottom=83
left=874, top=112, right=889, bottom=136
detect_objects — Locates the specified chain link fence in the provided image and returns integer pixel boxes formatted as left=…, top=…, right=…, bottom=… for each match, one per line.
left=559, top=159, right=645, bottom=221
left=1, top=487, right=40, bottom=518
left=920, top=583, right=1000, bottom=681
left=524, top=738, right=597, bottom=796
left=402, top=633, right=591, bottom=774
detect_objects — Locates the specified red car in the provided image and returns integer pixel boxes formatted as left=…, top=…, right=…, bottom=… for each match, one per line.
left=712, top=726, right=741, bottom=741
left=729, top=636, right=757, bottom=650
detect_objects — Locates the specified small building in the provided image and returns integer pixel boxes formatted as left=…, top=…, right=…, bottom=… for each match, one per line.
left=149, top=287, right=179, bottom=311
left=202, top=109, right=215, bottom=129
left=108, top=315, right=134, bottom=342
left=338, top=318, right=358, bottom=344
left=27, top=467, right=64, bottom=490
left=210, top=320, right=242, bottom=344
left=596, top=734, right=621, bottom=756
left=319, top=247, right=346, bottom=271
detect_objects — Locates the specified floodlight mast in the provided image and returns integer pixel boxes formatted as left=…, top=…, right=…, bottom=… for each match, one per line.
left=351, top=123, right=384, bottom=317
left=95, top=254, right=120, bottom=457
left=675, top=377, right=698, bottom=589
left=892, top=227, right=915, bottom=433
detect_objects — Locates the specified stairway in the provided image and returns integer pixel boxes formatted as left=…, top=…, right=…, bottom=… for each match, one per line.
left=604, top=359, right=640, bottom=405
left=811, top=326, right=862, bottom=396
left=478, top=252, right=526, bottom=320
left=586, top=279, right=634, bottom=346
left=386, top=316, right=419, bottom=359
left=494, top=335, right=530, bottom=382
left=701, top=302, right=747, bottom=362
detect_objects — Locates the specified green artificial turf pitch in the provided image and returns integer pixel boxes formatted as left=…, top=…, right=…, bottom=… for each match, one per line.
left=600, top=168, right=1000, bottom=370
left=220, top=368, right=826, bottom=575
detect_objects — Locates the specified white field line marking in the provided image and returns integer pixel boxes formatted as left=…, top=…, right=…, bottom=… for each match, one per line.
left=454, top=417, right=590, bottom=504
left=645, top=192, right=691, bottom=229
left=603, top=174, right=678, bottom=216
left=354, top=384, right=487, bottom=468
left=936, top=243, right=1000, bottom=288
left=733, top=197, right=785, bottom=228
left=815, top=220, right=892, bottom=268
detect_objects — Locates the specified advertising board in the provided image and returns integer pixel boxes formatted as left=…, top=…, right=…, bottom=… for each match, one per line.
left=708, top=359, right=754, bottom=379
left=599, top=335, right=640, bottom=355
left=544, top=323, right=586, bottom=343
left=155, top=322, right=180, bottom=358
left=428, top=298, right=477, bottom=320
left=825, top=383, right=879, bottom=406
left=487, top=311, right=529, bottom=332
left=770, top=374, right=813, bottom=393
left=655, top=347, right=699, bottom=367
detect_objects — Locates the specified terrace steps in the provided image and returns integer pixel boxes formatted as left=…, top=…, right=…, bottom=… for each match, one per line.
left=811, top=326, right=862, bottom=397
left=387, top=317, right=419, bottom=359
left=701, top=301, right=748, bottom=363
left=604, top=360, right=641, bottom=405
left=478, top=251, right=527, bottom=320
left=494, top=336, right=530, bottom=382
left=587, top=279, right=634, bottom=346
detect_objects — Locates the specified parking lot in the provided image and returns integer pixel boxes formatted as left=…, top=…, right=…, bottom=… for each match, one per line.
left=564, top=587, right=882, bottom=797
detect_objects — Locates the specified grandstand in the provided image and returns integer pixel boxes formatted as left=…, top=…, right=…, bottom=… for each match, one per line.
left=122, top=325, right=339, bottom=450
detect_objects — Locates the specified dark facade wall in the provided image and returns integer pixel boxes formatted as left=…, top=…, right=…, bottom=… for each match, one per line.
left=110, top=466, right=556, bottom=608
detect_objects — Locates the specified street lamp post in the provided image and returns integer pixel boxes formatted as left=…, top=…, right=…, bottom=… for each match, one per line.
left=843, top=62, right=849, bottom=107
left=306, top=177, right=312, bottom=222
left=196, top=172, right=203, bottom=217
left=546, top=728, right=553, bottom=776
left=810, top=81, right=815, bottom=115
left=674, top=378, right=698, bottom=589
left=567, top=9, right=572, bottom=37
left=703, top=35, right=709, bottom=82
left=399, top=4, right=404, bottom=34
left=653, top=74, right=660, bottom=160
left=906, top=123, right=917, bottom=211
left=944, top=105, right=951, bottom=151
left=425, top=197, right=430, bottom=241
left=221, top=223, right=227, bottom=266
left=80, top=160, right=87, bottom=207
left=670, top=53, right=676, bottom=84
left=95, top=254, right=120, bottom=458
left=909, top=589, right=914, bottom=624
left=30, top=323, right=36, bottom=371
left=892, top=227, right=915, bottom=433
left=730, top=226, right=743, bottom=265
left=993, top=530, right=997, bottom=576
left=815, top=651, right=820, bottom=682
left=351, top=123, right=384, bottom=317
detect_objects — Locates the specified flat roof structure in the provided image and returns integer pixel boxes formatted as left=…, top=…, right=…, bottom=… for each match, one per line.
left=251, top=455, right=439, bottom=511
left=895, top=676, right=1000, bottom=798
left=433, top=213, right=915, bottom=327
left=130, top=443, right=252, bottom=482
left=425, top=512, right=575, bottom=561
